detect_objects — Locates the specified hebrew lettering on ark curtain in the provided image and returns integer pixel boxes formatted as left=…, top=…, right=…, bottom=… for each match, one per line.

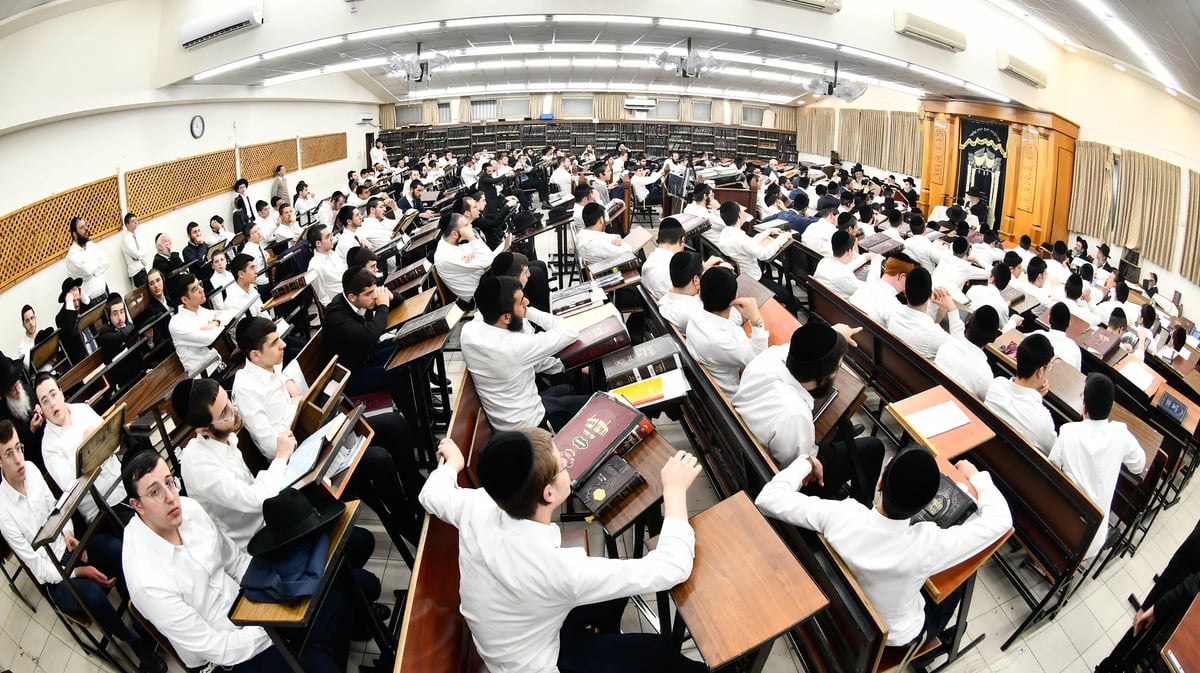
left=957, top=119, right=1010, bottom=232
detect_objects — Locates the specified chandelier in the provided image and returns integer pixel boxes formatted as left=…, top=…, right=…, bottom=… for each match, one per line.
left=387, top=42, right=451, bottom=82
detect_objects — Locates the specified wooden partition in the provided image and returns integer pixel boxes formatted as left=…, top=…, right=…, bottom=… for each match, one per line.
left=919, top=100, right=1079, bottom=248
left=125, top=149, right=237, bottom=220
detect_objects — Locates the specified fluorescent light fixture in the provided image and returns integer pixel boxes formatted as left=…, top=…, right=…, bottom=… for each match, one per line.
left=567, top=81, right=599, bottom=89
left=263, top=36, right=345, bottom=60
left=986, top=0, right=1076, bottom=49
left=839, top=45, right=908, bottom=68
left=347, top=22, right=438, bottom=41
left=525, top=58, right=573, bottom=68
left=657, top=18, right=752, bottom=35
left=444, top=15, right=547, bottom=28
left=908, top=63, right=964, bottom=86
left=877, top=81, right=927, bottom=98
left=194, top=55, right=262, bottom=81
left=323, top=57, right=387, bottom=74
left=471, top=44, right=540, bottom=56
left=755, top=30, right=836, bottom=50
left=965, top=82, right=1011, bottom=103
left=1113, top=63, right=1126, bottom=71
left=573, top=57, right=620, bottom=68
left=1070, top=0, right=1178, bottom=88
left=552, top=14, right=652, bottom=24
left=263, top=68, right=321, bottom=87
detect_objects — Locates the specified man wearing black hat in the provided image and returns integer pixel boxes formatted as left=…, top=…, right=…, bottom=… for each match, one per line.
left=0, top=358, right=44, bottom=470
left=55, top=276, right=90, bottom=365
left=420, top=429, right=707, bottom=673
left=984, top=333, right=1058, bottom=454
left=121, top=451, right=350, bottom=673
left=900, top=177, right=919, bottom=207
left=965, top=187, right=989, bottom=233
left=1049, top=374, right=1145, bottom=560
left=1095, top=243, right=1114, bottom=273
left=935, top=305, right=1003, bottom=400
left=733, top=321, right=884, bottom=506
left=64, top=216, right=111, bottom=302
left=756, top=446, right=1011, bottom=648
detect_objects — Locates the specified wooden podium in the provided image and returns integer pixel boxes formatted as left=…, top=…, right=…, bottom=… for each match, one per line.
left=918, top=100, right=1080, bottom=249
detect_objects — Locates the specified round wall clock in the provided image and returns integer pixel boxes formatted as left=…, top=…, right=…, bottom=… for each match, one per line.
left=190, top=115, right=205, bottom=139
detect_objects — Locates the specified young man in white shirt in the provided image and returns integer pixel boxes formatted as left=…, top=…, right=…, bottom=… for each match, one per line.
left=120, top=452, right=352, bottom=673
left=686, top=266, right=768, bottom=398
left=935, top=305, right=1002, bottom=400
left=433, top=212, right=509, bottom=302
left=641, top=218, right=684, bottom=300
left=1060, top=273, right=1102, bottom=326
left=756, top=445, right=1011, bottom=649
left=122, top=213, right=150, bottom=287
left=1045, top=240, right=1072, bottom=286
left=574, top=202, right=631, bottom=268
left=206, top=215, right=234, bottom=248
left=346, top=184, right=371, bottom=208
left=251, top=200, right=276, bottom=242
left=34, top=374, right=128, bottom=522
left=800, top=206, right=839, bottom=258
left=733, top=321, right=883, bottom=505
left=814, top=230, right=881, bottom=300
left=683, top=184, right=726, bottom=248
left=271, top=203, right=303, bottom=244
left=167, top=273, right=228, bottom=378
left=293, top=181, right=318, bottom=215
left=360, top=197, right=400, bottom=250
left=901, top=217, right=944, bottom=271
left=333, top=205, right=371, bottom=261
left=888, top=267, right=965, bottom=359
left=657, top=252, right=727, bottom=333
left=370, top=139, right=389, bottom=168
left=305, top=225, right=347, bottom=306
left=461, top=276, right=585, bottom=432
left=549, top=159, right=574, bottom=198
left=629, top=164, right=664, bottom=205
left=1032, top=302, right=1084, bottom=371
left=985, top=333, right=1058, bottom=455
left=240, top=223, right=270, bottom=292
left=1013, top=256, right=1051, bottom=307
left=0, top=423, right=166, bottom=673
left=570, top=183, right=597, bottom=230
left=420, top=429, right=707, bottom=673
left=1049, top=374, right=1146, bottom=560
left=966, top=264, right=1014, bottom=323
left=715, top=201, right=790, bottom=284
left=65, top=217, right=110, bottom=302
left=932, top=237, right=988, bottom=294
left=848, top=253, right=917, bottom=327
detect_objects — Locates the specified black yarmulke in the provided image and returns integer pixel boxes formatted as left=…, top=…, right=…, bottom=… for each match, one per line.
left=492, top=251, right=515, bottom=277
left=882, top=448, right=940, bottom=519
left=477, top=431, right=536, bottom=502
left=786, top=322, right=846, bottom=383
left=1083, top=373, right=1115, bottom=419
left=475, top=275, right=502, bottom=316
left=170, top=379, right=195, bottom=422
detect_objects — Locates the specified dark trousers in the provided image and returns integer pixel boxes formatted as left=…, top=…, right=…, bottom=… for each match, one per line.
left=804, top=437, right=885, bottom=507
left=557, top=598, right=705, bottom=673
left=922, top=585, right=965, bottom=644
left=130, top=270, right=147, bottom=288
left=758, top=273, right=801, bottom=313
left=45, top=533, right=137, bottom=643
left=539, top=384, right=590, bottom=431
left=346, top=441, right=424, bottom=548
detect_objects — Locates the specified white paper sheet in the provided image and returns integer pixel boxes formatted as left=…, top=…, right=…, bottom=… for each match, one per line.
left=905, top=400, right=971, bottom=439
left=1121, top=360, right=1156, bottom=392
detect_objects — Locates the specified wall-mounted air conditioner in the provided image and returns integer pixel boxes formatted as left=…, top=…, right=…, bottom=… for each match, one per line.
left=179, top=0, right=264, bottom=50
left=894, top=10, right=967, bottom=53
left=997, top=50, right=1048, bottom=89
left=624, top=98, right=657, bottom=111
left=772, top=0, right=842, bottom=14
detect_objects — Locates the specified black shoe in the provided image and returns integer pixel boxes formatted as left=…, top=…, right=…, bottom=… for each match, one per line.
left=428, top=372, right=451, bottom=387
left=849, top=423, right=865, bottom=438
left=131, top=639, right=166, bottom=673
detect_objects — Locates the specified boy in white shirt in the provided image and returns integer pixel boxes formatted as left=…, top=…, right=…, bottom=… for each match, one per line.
left=800, top=206, right=839, bottom=258
left=715, top=201, right=790, bottom=284
left=574, top=202, right=631, bottom=268
left=1031, top=303, right=1083, bottom=371
left=935, top=305, right=1002, bottom=400
left=984, top=333, right=1058, bottom=454
left=814, top=230, right=881, bottom=300
left=685, top=266, right=768, bottom=397
left=888, top=267, right=964, bottom=359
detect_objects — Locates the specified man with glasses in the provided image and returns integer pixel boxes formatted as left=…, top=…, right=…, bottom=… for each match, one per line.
left=0, top=422, right=166, bottom=673
left=35, top=374, right=129, bottom=523
left=120, top=451, right=350, bottom=673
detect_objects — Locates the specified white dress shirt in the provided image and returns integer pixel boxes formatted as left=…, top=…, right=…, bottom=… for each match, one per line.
left=233, top=362, right=301, bottom=459
left=902, top=235, right=944, bottom=271
left=683, top=202, right=725, bottom=247
left=42, top=403, right=127, bottom=523
left=657, top=292, right=702, bottom=333
left=1049, top=418, right=1145, bottom=559
left=848, top=278, right=903, bottom=327
left=65, top=241, right=110, bottom=300
left=800, top=219, right=837, bottom=258
left=243, top=243, right=269, bottom=286
left=888, top=306, right=964, bottom=359
left=641, top=247, right=674, bottom=300
left=18, top=333, right=36, bottom=370
left=966, top=284, right=1008, bottom=321
left=814, top=255, right=880, bottom=300
left=755, top=458, right=1011, bottom=646
left=1045, top=258, right=1071, bottom=286
left=1031, top=329, right=1083, bottom=371
left=207, top=270, right=235, bottom=310
left=685, top=308, right=768, bottom=397
left=433, top=237, right=503, bottom=301
left=307, top=250, right=347, bottom=306
left=123, top=498, right=269, bottom=669
left=549, top=167, right=574, bottom=197
left=370, top=146, right=390, bottom=168
left=460, top=164, right=479, bottom=190
left=985, top=377, right=1057, bottom=454
left=317, top=201, right=337, bottom=228
left=294, top=196, right=318, bottom=215
left=935, top=337, right=994, bottom=399
left=630, top=169, right=663, bottom=203
left=732, top=345, right=815, bottom=467
left=418, top=463, right=695, bottom=673
left=223, top=282, right=264, bottom=318
left=932, top=255, right=988, bottom=292
left=574, top=229, right=631, bottom=268
left=460, top=308, right=579, bottom=432
left=206, top=228, right=235, bottom=248
left=717, top=228, right=788, bottom=282
left=0, top=466, right=74, bottom=584
left=253, top=215, right=276, bottom=242
left=359, top=217, right=397, bottom=249
left=169, top=306, right=223, bottom=375
left=180, top=433, right=287, bottom=550
left=334, top=227, right=367, bottom=261
left=122, top=229, right=150, bottom=279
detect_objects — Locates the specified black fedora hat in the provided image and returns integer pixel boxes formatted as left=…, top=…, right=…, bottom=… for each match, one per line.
left=967, top=186, right=987, bottom=200
left=58, top=277, right=83, bottom=303
left=0, top=356, right=23, bottom=393
left=248, top=488, right=345, bottom=557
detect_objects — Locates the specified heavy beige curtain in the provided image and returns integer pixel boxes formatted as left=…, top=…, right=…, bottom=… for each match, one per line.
left=1180, top=170, right=1200, bottom=285
left=772, top=105, right=797, bottom=132
left=679, top=97, right=694, bottom=123
left=549, top=94, right=563, bottom=119
left=797, top=108, right=835, bottom=156
left=528, top=93, right=545, bottom=119
left=594, top=94, right=625, bottom=120
left=1114, top=149, right=1180, bottom=267
left=458, top=98, right=471, bottom=125
left=422, top=101, right=438, bottom=125
left=858, top=110, right=887, bottom=169
left=378, top=104, right=396, bottom=130
left=886, top=112, right=922, bottom=177
left=729, top=100, right=743, bottom=127
left=1066, top=141, right=1114, bottom=239
left=837, top=109, right=862, bottom=161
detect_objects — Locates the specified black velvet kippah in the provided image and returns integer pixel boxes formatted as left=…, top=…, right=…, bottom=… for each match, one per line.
left=786, top=322, right=846, bottom=382
left=475, top=275, right=502, bottom=316
left=492, top=251, right=515, bottom=277
left=477, top=431, right=535, bottom=502
left=881, top=448, right=939, bottom=519
left=1083, top=373, right=1115, bottom=419
left=170, top=379, right=195, bottom=424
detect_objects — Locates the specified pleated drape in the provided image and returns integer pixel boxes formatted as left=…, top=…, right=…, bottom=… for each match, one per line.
left=1066, top=141, right=1114, bottom=239
left=797, top=108, right=835, bottom=156
left=1180, top=170, right=1200, bottom=286
left=1114, top=149, right=1181, bottom=267
left=857, top=110, right=887, bottom=169
left=886, top=112, right=922, bottom=177
left=837, top=109, right=861, bottom=161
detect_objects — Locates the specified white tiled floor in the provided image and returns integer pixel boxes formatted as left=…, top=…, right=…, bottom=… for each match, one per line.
left=4, top=316, right=1199, bottom=673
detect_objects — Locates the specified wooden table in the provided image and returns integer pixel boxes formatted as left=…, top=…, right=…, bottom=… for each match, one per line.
left=387, top=288, right=436, bottom=331
left=1117, top=356, right=1167, bottom=398
left=262, top=283, right=311, bottom=313
left=1153, top=384, right=1200, bottom=436
left=599, top=269, right=642, bottom=294
left=598, top=431, right=674, bottom=536
left=887, top=386, right=996, bottom=460
left=815, top=365, right=868, bottom=446
left=1163, top=595, right=1200, bottom=673
left=669, top=492, right=828, bottom=672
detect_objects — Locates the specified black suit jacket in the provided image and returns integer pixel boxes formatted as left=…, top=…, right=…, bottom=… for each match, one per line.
left=0, top=382, right=44, bottom=471
left=321, top=294, right=389, bottom=372
left=55, top=306, right=86, bottom=365
left=154, top=252, right=185, bottom=277
left=970, top=202, right=990, bottom=232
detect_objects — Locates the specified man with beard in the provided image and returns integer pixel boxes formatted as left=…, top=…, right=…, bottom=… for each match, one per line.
left=152, top=233, right=185, bottom=277
left=460, top=275, right=585, bottom=432
left=64, top=216, right=110, bottom=302
left=0, top=357, right=44, bottom=471
left=733, top=321, right=884, bottom=506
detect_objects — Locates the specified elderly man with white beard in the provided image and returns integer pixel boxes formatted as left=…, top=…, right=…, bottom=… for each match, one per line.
left=0, top=357, right=44, bottom=471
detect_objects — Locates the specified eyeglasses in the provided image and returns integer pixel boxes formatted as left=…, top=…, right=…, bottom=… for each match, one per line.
left=216, top=402, right=238, bottom=424
left=1, top=443, right=24, bottom=461
left=38, top=388, right=62, bottom=406
left=139, top=476, right=181, bottom=504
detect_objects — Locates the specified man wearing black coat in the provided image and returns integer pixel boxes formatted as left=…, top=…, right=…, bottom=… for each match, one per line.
left=0, top=357, right=44, bottom=471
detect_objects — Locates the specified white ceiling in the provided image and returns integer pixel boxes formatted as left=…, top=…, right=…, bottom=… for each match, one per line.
left=0, top=0, right=53, bottom=21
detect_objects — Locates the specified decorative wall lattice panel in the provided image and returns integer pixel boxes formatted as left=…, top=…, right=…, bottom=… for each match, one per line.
left=125, top=149, right=237, bottom=221
left=300, top=133, right=348, bottom=169
left=0, top=176, right=121, bottom=292
left=239, top=139, right=299, bottom=183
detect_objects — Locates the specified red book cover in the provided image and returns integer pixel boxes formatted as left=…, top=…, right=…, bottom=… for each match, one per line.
left=1084, top=328, right=1120, bottom=359
left=554, top=392, right=654, bottom=487
left=558, top=316, right=631, bottom=369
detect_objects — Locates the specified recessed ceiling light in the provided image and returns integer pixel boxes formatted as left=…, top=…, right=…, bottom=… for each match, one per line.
left=552, top=15, right=652, bottom=24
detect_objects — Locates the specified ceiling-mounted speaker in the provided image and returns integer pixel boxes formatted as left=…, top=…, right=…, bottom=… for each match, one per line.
left=894, top=10, right=967, bottom=53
